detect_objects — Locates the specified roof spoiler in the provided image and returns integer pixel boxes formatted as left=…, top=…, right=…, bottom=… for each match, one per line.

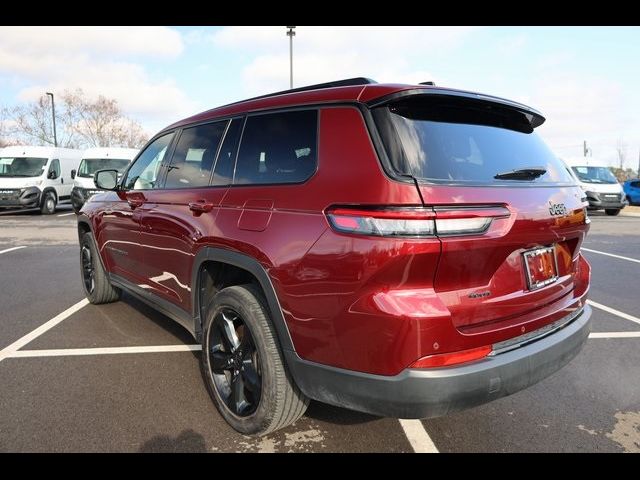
left=366, top=88, right=546, bottom=129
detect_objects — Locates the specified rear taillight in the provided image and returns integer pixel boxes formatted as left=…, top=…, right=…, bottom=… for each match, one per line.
left=326, top=206, right=509, bottom=238
left=327, top=207, right=435, bottom=237
left=410, top=345, right=492, bottom=368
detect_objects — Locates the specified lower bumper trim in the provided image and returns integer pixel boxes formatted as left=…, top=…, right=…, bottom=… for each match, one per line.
left=286, top=304, right=592, bottom=418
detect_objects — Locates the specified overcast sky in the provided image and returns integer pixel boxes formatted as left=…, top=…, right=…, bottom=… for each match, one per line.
left=0, top=26, right=638, bottom=168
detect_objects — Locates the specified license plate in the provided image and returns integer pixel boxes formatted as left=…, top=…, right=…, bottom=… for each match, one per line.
left=604, top=194, right=617, bottom=199
left=523, top=246, right=558, bottom=290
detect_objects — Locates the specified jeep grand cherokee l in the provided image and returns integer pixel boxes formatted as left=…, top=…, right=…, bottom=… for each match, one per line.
left=77, top=78, right=592, bottom=435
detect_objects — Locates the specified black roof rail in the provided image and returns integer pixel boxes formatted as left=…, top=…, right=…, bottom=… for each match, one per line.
left=219, top=77, right=377, bottom=109
left=273, top=77, right=377, bottom=97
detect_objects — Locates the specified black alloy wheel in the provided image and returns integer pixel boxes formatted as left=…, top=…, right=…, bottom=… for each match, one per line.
left=81, top=244, right=95, bottom=294
left=207, top=307, right=262, bottom=417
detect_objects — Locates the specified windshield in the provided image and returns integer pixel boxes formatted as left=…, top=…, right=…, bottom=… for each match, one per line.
left=571, top=166, right=618, bottom=184
left=0, top=157, right=48, bottom=177
left=78, top=158, right=131, bottom=177
left=373, top=96, right=575, bottom=184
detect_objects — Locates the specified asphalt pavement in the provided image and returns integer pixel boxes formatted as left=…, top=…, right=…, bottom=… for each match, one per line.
left=0, top=206, right=638, bottom=452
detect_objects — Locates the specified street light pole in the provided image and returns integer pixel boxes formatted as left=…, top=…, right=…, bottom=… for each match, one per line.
left=286, top=26, right=296, bottom=89
left=45, top=92, right=57, bottom=147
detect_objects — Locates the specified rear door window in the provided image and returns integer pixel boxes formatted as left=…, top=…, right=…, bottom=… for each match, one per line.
left=373, top=96, right=574, bottom=185
left=234, top=110, right=317, bottom=185
left=212, top=118, right=243, bottom=186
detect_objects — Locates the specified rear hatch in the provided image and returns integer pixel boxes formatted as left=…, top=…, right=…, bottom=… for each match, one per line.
left=371, top=91, right=590, bottom=335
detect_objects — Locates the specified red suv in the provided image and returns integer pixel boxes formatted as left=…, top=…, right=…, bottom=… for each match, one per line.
left=78, top=78, right=592, bottom=435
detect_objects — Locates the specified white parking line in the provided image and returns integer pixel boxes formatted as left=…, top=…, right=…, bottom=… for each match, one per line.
left=398, top=419, right=439, bottom=453
left=0, top=299, right=88, bottom=363
left=57, top=212, right=76, bottom=217
left=8, top=331, right=639, bottom=360
left=587, top=300, right=640, bottom=326
left=4, top=295, right=636, bottom=455
left=8, top=344, right=202, bottom=358
left=589, top=332, right=640, bottom=338
left=582, top=247, right=640, bottom=265
left=0, top=246, right=27, bottom=255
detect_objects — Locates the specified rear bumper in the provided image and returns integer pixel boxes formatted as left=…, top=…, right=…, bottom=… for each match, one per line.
left=286, top=304, right=591, bottom=418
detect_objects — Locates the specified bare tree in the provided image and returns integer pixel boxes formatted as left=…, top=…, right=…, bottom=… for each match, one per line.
left=616, top=138, right=627, bottom=170
left=4, top=89, right=149, bottom=149
left=62, top=89, right=148, bottom=148
left=0, top=107, right=14, bottom=148
left=3, top=96, right=76, bottom=147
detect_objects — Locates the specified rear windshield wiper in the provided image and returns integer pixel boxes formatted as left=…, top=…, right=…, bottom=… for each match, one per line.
left=494, top=166, right=547, bottom=180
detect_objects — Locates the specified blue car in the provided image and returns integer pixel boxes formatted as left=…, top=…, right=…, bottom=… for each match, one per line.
left=624, top=179, right=640, bottom=205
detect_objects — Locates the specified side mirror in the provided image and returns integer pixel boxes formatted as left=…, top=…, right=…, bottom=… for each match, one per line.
left=71, top=169, right=76, bottom=179
left=48, top=170, right=58, bottom=180
left=94, top=169, right=119, bottom=190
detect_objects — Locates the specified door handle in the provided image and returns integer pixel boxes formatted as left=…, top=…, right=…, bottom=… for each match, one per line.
left=189, top=201, right=214, bottom=213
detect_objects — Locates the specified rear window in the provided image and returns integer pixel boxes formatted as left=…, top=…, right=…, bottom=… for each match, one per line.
left=373, top=96, right=574, bottom=184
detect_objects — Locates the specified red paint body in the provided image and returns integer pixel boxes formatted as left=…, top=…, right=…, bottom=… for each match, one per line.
left=83, top=84, right=591, bottom=377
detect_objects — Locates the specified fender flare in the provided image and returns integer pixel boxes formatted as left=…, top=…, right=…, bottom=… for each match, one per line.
left=191, top=247, right=296, bottom=352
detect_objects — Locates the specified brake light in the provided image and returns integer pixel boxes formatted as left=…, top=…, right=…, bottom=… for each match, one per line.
left=327, top=207, right=436, bottom=237
left=326, top=206, right=509, bottom=237
left=410, top=345, right=492, bottom=368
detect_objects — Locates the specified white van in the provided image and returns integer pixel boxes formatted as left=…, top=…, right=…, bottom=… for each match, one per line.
left=70, top=147, right=139, bottom=213
left=562, top=157, right=627, bottom=216
left=0, top=146, right=83, bottom=214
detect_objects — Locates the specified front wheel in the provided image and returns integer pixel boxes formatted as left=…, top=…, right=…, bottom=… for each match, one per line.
left=605, top=209, right=621, bottom=216
left=80, top=232, right=121, bottom=304
left=201, top=284, right=308, bottom=436
left=40, top=192, right=56, bottom=214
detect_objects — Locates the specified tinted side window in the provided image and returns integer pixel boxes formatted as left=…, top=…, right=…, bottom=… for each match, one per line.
left=123, top=133, right=174, bottom=190
left=212, top=118, right=243, bottom=186
left=631, top=181, right=640, bottom=188
left=165, top=122, right=227, bottom=189
left=234, top=110, right=317, bottom=185
left=49, top=159, right=60, bottom=178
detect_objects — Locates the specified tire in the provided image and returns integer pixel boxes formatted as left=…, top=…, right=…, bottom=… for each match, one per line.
left=201, top=284, right=308, bottom=436
left=605, top=209, right=621, bottom=216
left=80, top=232, right=121, bottom=304
left=40, top=191, right=56, bottom=214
